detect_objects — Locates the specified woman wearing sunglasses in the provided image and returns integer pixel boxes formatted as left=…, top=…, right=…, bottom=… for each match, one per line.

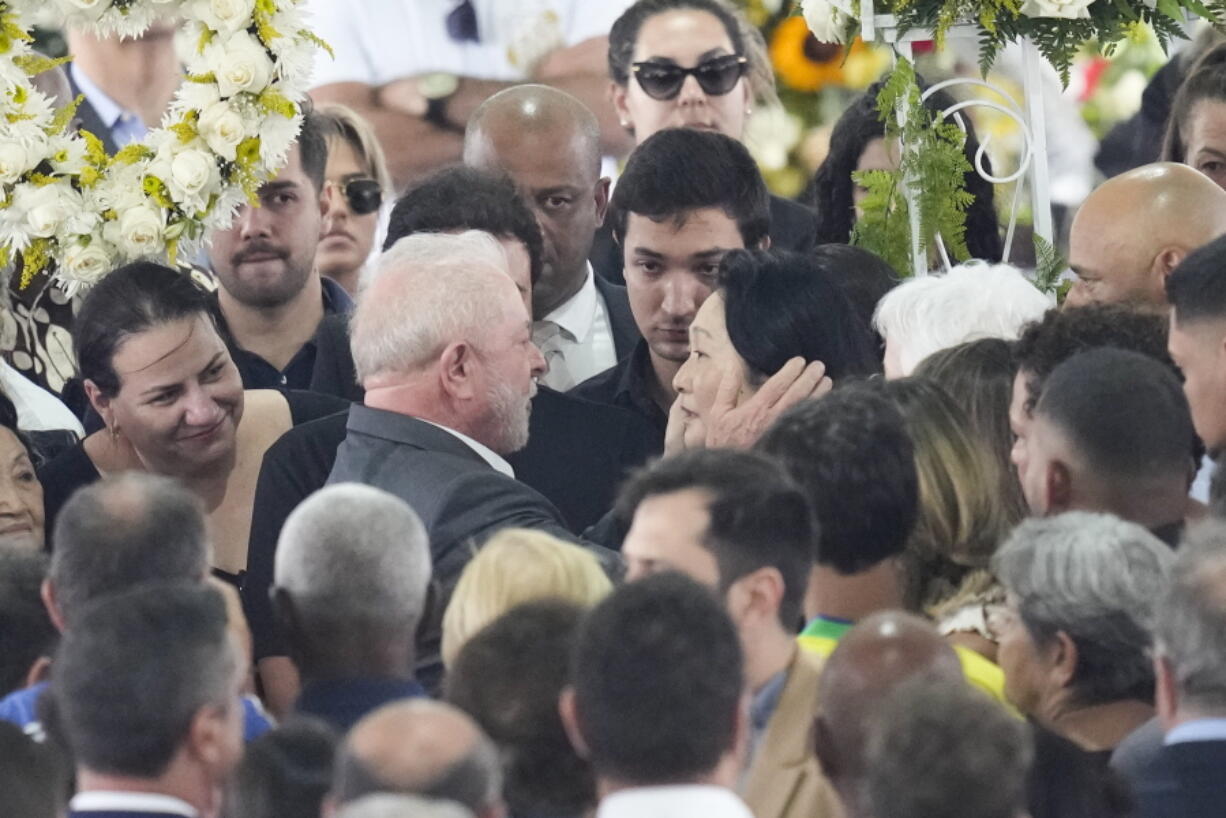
left=595, top=0, right=818, bottom=281
left=315, top=104, right=393, bottom=296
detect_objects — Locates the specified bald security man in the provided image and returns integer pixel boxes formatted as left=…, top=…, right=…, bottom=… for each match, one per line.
left=464, top=85, right=639, bottom=391
left=328, top=700, right=505, bottom=818
left=1066, top=162, right=1226, bottom=308
left=814, top=612, right=966, bottom=818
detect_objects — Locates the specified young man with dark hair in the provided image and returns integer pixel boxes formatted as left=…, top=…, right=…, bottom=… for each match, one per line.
left=614, top=449, right=839, bottom=818
left=208, top=112, right=357, bottom=396
left=1021, top=348, right=1196, bottom=544
left=57, top=584, right=247, bottom=818
left=1167, top=233, right=1226, bottom=458
left=571, top=128, right=771, bottom=451
left=560, top=572, right=751, bottom=818
left=757, top=383, right=1009, bottom=704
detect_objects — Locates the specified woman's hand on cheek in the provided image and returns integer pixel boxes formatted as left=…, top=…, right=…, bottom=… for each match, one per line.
left=703, top=358, right=832, bottom=449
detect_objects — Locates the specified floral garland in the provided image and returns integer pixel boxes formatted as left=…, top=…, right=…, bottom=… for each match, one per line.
left=0, top=0, right=328, bottom=295
left=799, top=0, right=1225, bottom=82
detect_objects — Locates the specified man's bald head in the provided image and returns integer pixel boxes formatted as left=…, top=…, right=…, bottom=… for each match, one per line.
left=465, top=85, right=601, bottom=179
left=1067, top=162, right=1226, bottom=308
left=334, top=700, right=503, bottom=818
left=814, top=612, right=964, bottom=810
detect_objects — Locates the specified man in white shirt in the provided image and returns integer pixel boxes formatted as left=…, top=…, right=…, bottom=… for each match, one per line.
left=307, top=0, right=634, bottom=187
left=58, top=584, right=247, bottom=818
left=561, top=573, right=754, bottom=818
left=464, top=85, right=639, bottom=390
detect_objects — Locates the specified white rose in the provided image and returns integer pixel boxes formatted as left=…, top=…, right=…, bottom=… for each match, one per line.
left=169, top=149, right=217, bottom=198
left=801, top=0, right=852, bottom=44
left=20, top=185, right=74, bottom=238
left=0, top=142, right=33, bottom=184
left=1019, top=0, right=1092, bottom=18
left=62, top=241, right=114, bottom=284
left=207, top=31, right=274, bottom=97
left=193, top=0, right=255, bottom=35
left=117, top=205, right=165, bottom=257
left=197, top=101, right=246, bottom=160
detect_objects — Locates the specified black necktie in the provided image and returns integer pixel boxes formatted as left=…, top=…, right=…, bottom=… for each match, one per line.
left=446, top=0, right=480, bottom=43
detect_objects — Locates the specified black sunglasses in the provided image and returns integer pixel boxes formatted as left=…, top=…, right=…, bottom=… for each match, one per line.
left=334, top=177, right=382, bottom=215
left=631, top=54, right=748, bottom=101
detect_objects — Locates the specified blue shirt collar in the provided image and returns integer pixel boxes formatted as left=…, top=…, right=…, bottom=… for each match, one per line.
left=1165, top=718, right=1226, bottom=746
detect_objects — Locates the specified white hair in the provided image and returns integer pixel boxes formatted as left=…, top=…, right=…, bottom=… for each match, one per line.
left=337, top=795, right=474, bottom=818
left=274, top=483, right=431, bottom=629
left=351, top=231, right=515, bottom=383
left=873, top=262, right=1054, bottom=376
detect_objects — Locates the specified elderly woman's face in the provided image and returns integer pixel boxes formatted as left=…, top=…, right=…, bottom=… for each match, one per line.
left=96, top=315, right=245, bottom=479
left=614, top=9, right=751, bottom=144
left=0, top=427, right=43, bottom=549
left=672, top=293, right=750, bottom=447
left=318, top=139, right=381, bottom=289
left=996, top=594, right=1059, bottom=718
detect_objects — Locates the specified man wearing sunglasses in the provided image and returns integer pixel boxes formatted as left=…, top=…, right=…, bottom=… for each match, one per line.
left=207, top=113, right=360, bottom=400
left=465, top=86, right=641, bottom=392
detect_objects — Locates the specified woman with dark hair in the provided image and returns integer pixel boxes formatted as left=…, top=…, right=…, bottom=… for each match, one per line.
left=38, top=262, right=347, bottom=584
left=670, top=247, right=879, bottom=449
left=593, top=0, right=817, bottom=280
left=0, top=389, right=45, bottom=550
left=1162, top=43, right=1226, bottom=189
left=807, top=79, right=1004, bottom=263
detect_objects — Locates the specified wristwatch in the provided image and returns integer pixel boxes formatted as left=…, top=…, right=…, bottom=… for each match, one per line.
left=418, top=72, right=460, bottom=130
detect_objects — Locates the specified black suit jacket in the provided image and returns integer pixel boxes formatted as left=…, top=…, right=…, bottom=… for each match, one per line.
left=593, top=275, right=640, bottom=361
left=1133, top=739, right=1226, bottom=818
left=590, top=194, right=818, bottom=285
left=67, top=72, right=119, bottom=154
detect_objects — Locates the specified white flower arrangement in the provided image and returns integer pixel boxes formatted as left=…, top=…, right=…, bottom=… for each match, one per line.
left=0, top=0, right=329, bottom=295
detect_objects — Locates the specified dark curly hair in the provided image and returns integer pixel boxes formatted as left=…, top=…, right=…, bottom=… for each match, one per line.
left=806, top=76, right=1003, bottom=263
left=1012, top=304, right=1172, bottom=415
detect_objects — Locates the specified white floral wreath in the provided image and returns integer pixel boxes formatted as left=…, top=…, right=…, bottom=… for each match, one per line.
left=0, top=0, right=327, bottom=295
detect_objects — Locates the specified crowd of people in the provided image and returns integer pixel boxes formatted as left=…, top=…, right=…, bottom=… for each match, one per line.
left=6, top=1, right=1226, bottom=817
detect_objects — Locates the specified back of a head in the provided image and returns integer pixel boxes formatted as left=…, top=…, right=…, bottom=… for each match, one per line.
left=719, top=248, right=881, bottom=381
left=817, top=612, right=964, bottom=789
left=446, top=600, right=595, bottom=817
left=352, top=231, right=513, bottom=384
left=815, top=243, right=900, bottom=349
left=229, top=718, right=338, bottom=818
left=383, top=166, right=544, bottom=285
left=441, top=529, right=610, bottom=667
left=757, top=382, right=918, bottom=575
left=334, top=700, right=502, bottom=815
left=275, top=483, right=431, bottom=638
left=337, top=794, right=475, bottom=818
left=1013, top=303, right=1174, bottom=413
left=0, top=547, right=54, bottom=696
left=609, top=128, right=769, bottom=247
left=1152, top=520, right=1226, bottom=715
left=55, top=583, right=235, bottom=778
left=873, top=262, right=1052, bottom=376
left=614, top=447, right=815, bottom=627
left=570, top=572, right=744, bottom=785
left=50, top=473, right=208, bottom=627
left=992, top=512, right=1174, bottom=707
left=1167, top=232, right=1226, bottom=325
left=1035, top=348, right=1195, bottom=483
left=865, top=678, right=1032, bottom=818
left=74, top=261, right=215, bottom=397
left=0, top=720, right=68, bottom=818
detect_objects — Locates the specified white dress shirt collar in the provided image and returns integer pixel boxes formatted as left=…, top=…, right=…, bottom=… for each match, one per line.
left=596, top=785, right=754, bottom=818
left=70, top=791, right=199, bottom=817
left=542, top=264, right=598, bottom=343
left=419, top=419, right=515, bottom=478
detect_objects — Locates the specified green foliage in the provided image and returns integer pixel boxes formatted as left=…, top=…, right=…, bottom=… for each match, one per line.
left=850, top=58, right=975, bottom=276
left=1031, top=233, right=1067, bottom=295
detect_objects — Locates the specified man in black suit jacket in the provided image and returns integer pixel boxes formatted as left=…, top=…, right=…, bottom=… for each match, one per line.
left=464, top=85, right=640, bottom=390
left=1133, top=530, right=1226, bottom=818
left=57, top=585, right=245, bottom=818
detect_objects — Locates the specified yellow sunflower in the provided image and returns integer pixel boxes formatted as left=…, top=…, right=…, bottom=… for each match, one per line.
left=770, top=15, right=843, bottom=92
